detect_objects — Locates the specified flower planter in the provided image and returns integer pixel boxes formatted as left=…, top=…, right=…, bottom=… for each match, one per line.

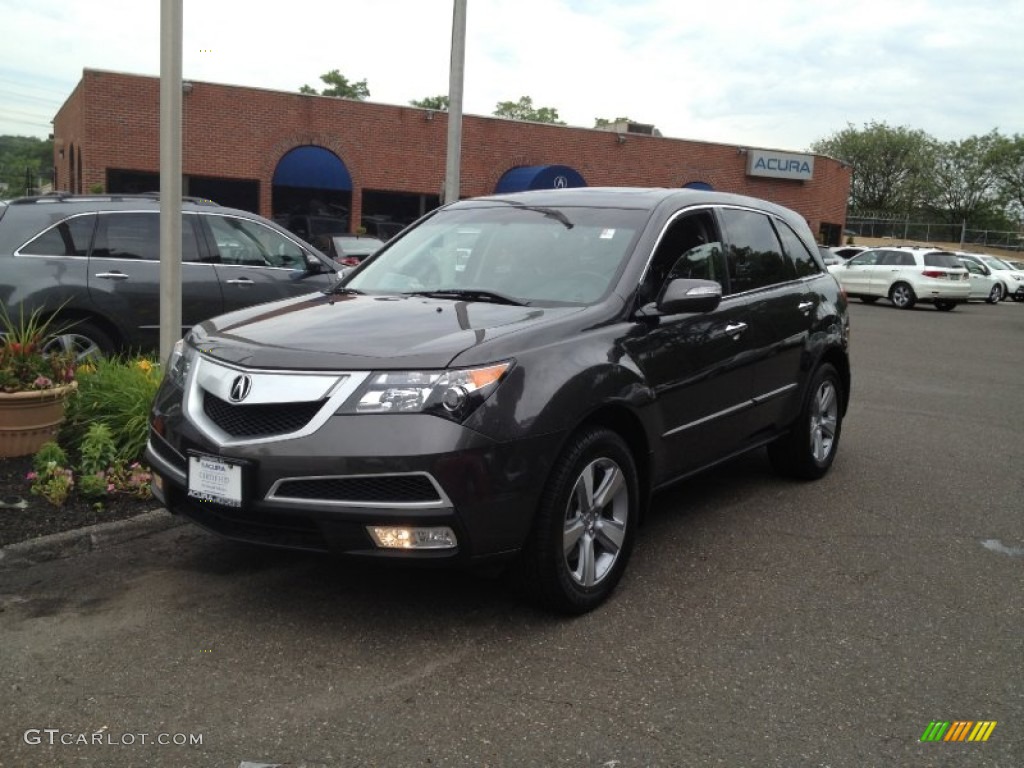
left=0, top=382, right=77, bottom=458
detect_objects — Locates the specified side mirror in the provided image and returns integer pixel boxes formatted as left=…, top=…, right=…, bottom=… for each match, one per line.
left=656, top=278, right=722, bottom=315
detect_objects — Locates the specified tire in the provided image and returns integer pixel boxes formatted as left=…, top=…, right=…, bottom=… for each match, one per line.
left=987, top=284, right=1003, bottom=304
left=997, top=283, right=1009, bottom=301
left=860, top=296, right=879, bottom=304
left=518, top=427, right=638, bottom=614
left=768, top=364, right=843, bottom=481
left=43, top=320, right=116, bottom=361
left=888, top=282, right=916, bottom=310
left=934, top=300, right=956, bottom=312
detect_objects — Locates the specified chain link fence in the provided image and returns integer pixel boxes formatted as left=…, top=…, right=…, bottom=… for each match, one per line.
left=846, top=216, right=1024, bottom=252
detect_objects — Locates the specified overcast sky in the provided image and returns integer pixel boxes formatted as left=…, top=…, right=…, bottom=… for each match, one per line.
left=1, top=0, right=1021, bottom=152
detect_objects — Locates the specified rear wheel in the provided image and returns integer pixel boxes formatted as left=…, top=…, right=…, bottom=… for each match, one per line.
left=987, top=284, right=1003, bottom=303
left=934, top=300, right=957, bottom=311
left=889, top=282, right=916, bottom=309
left=768, top=364, right=843, bottom=480
left=43, top=320, right=116, bottom=361
left=518, top=427, right=638, bottom=614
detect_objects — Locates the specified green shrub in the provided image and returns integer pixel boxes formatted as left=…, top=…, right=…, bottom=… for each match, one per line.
left=33, top=441, right=68, bottom=473
left=62, top=356, right=161, bottom=462
left=77, top=472, right=109, bottom=500
left=78, top=423, right=119, bottom=476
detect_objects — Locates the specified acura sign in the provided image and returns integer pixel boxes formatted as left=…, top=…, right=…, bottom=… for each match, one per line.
left=746, top=149, right=814, bottom=181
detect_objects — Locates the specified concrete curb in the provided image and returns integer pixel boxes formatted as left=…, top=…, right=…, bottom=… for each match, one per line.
left=0, top=509, right=186, bottom=570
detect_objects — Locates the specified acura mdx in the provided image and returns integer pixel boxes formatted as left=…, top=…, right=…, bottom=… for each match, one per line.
left=146, top=188, right=851, bottom=613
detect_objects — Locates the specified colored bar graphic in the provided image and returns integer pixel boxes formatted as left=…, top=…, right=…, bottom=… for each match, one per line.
left=921, top=721, right=950, bottom=741
left=921, top=720, right=996, bottom=742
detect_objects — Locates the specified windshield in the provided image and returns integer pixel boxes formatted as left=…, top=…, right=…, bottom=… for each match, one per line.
left=344, top=204, right=645, bottom=305
left=980, top=256, right=1012, bottom=271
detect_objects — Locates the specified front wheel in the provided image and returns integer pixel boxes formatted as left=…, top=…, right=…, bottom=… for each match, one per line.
left=768, top=364, right=844, bottom=480
left=518, top=427, right=638, bottom=614
left=987, top=284, right=1003, bottom=303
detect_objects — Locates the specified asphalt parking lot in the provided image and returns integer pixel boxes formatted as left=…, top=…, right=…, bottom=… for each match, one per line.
left=1, top=299, right=1021, bottom=768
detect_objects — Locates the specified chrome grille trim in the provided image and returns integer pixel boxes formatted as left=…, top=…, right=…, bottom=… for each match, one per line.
left=185, top=357, right=370, bottom=447
left=266, top=472, right=452, bottom=509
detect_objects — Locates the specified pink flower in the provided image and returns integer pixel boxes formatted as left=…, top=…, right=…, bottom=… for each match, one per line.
left=25, top=471, right=37, bottom=481
left=33, top=375, right=53, bottom=389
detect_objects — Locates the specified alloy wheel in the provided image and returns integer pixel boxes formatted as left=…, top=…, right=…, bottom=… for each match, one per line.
left=809, top=380, right=839, bottom=463
left=562, top=457, right=629, bottom=588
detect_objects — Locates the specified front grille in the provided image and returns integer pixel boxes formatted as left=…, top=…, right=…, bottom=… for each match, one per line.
left=272, top=475, right=443, bottom=505
left=203, top=392, right=324, bottom=437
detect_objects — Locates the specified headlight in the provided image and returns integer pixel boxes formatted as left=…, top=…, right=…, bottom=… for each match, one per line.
left=340, top=362, right=511, bottom=422
left=165, top=338, right=196, bottom=390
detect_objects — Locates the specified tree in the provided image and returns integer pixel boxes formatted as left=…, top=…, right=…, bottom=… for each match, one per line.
left=810, top=121, right=937, bottom=216
left=990, top=132, right=1024, bottom=219
left=298, top=70, right=370, bottom=100
left=0, top=135, right=54, bottom=197
left=493, top=96, right=564, bottom=125
left=928, top=131, right=1003, bottom=236
left=410, top=95, right=449, bottom=111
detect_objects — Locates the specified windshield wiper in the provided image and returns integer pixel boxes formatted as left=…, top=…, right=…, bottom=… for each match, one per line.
left=500, top=201, right=574, bottom=229
left=405, top=289, right=527, bottom=306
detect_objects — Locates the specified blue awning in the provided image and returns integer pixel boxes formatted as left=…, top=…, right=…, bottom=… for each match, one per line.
left=495, top=164, right=587, bottom=193
left=273, top=145, right=352, bottom=190
left=683, top=181, right=714, bottom=191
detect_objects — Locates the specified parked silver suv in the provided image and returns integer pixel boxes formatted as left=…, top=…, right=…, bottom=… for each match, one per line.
left=0, top=194, right=341, bottom=357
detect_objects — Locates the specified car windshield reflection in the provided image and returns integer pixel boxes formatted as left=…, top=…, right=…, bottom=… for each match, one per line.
left=344, top=205, right=644, bottom=305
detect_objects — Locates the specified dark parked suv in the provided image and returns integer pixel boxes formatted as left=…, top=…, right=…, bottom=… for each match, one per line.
left=146, top=188, right=851, bottom=613
left=0, top=194, right=341, bottom=356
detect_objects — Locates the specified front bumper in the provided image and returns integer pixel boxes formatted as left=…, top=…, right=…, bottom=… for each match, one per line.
left=146, top=364, right=564, bottom=566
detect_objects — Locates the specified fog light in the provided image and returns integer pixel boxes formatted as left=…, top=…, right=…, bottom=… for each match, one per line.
left=367, top=526, right=457, bottom=550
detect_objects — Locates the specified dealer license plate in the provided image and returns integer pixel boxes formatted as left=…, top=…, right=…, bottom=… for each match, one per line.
left=188, top=454, right=243, bottom=508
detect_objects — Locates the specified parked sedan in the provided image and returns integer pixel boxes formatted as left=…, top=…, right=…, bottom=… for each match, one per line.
left=828, top=246, right=970, bottom=310
left=957, top=252, right=1004, bottom=303
left=967, top=254, right=1024, bottom=301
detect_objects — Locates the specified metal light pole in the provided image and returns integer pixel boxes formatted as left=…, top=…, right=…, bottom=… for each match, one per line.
left=443, top=0, right=467, bottom=205
left=159, top=0, right=183, bottom=364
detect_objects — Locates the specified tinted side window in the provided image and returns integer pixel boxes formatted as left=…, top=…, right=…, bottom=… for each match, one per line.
left=719, top=208, right=795, bottom=293
left=205, top=215, right=306, bottom=269
left=19, top=214, right=96, bottom=256
left=640, top=210, right=721, bottom=305
left=848, top=251, right=880, bottom=266
left=775, top=220, right=821, bottom=277
left=92, top=212, right=201, bottom=262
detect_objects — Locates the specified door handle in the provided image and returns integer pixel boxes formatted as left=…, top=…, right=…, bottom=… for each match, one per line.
left=94, top=271, right=129, bottom=280
left=724, top=322, right=747, bottom=336
left=225, top=278, right=255, bottom=285
left=798, top=301, right=814, bottom=312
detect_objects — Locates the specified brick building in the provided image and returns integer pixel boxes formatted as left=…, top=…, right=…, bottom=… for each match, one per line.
left=52, top=69, right=851, bottom=243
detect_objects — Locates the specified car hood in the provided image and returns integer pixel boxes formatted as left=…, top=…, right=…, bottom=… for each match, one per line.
left=192, top=292, right=587, bottom=370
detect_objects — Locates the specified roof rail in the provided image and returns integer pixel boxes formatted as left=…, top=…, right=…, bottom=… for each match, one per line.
left=8, top=192, right=220, bottom=206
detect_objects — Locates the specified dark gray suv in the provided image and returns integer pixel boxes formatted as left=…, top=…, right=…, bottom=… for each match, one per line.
left=146, top=188, right=851, bottom=613
left=0, top=194, right=341, bottom=356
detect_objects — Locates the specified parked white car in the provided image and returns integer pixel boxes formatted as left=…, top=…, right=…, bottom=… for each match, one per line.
left=956, top=252, right=1004, bottom=303
left=962, top=253, right=1024, bottom=301
left=828, top=246, right=970, bottom=310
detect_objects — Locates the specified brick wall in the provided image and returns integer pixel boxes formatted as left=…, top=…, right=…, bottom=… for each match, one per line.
left=53, top=69, right=851, bottom=234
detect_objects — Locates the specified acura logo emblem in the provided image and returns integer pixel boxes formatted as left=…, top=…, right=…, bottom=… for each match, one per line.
left=229, top=374, right=252, bottom=403
left=553, top=175, right=568, bottom=189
